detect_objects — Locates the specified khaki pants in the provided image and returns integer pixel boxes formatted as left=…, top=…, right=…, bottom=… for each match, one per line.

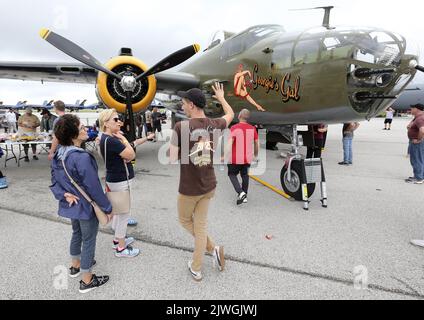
left=178, top=189, right=216, bottom=272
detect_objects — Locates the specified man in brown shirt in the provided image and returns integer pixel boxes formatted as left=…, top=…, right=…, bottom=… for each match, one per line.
left=405, top=103, right=424, bottom=184
left=170, top=83, right=234, bottom=281
left=18, top=107, right=41, bottom=162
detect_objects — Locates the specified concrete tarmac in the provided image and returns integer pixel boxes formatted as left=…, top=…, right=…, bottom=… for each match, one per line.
left=0, top=116, right=423, bottom=299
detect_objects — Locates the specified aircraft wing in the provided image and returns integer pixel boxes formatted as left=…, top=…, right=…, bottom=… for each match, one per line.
left=0, top=61, right=97, bottom=83
left=0, top=61, right=200, bottom=92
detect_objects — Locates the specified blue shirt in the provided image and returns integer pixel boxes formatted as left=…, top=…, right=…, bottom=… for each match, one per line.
left=100, top=134, right=135, bottom=183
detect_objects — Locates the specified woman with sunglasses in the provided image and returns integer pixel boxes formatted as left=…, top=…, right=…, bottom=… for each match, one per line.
left=98, top=109, right=154, bottom=258
left=50, top=114, right=112, bottom=293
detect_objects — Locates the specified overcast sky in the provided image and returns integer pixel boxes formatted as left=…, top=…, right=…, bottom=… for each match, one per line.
left=0, top=0, right=423, bottom=105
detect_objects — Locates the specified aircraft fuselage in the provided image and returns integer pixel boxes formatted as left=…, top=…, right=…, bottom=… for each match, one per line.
left=182, top=25, right=417, bottom=125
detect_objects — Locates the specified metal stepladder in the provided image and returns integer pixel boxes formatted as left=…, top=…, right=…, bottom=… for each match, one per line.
left=286, top=156, right=327, bottom=210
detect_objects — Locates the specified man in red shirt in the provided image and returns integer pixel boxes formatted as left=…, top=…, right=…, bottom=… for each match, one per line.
left=225, top=109, right=259, bottom=205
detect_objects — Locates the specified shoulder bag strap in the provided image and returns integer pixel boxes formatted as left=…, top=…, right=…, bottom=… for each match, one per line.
left=103, top=136, right=109, bottom=169
left=61, top=157, right=95, bottom=206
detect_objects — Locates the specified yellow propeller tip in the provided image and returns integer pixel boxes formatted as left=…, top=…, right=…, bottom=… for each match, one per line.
left=39, top=28, right=51, bottom=39
left=193, top=44, right=201, bottom=53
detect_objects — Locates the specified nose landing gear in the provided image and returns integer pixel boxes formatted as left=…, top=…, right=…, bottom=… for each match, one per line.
left=279, top=125, right=327, bottom=210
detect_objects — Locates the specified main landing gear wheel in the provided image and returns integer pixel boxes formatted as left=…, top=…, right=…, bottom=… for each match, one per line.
left=280, top=160, right=315, bottom=201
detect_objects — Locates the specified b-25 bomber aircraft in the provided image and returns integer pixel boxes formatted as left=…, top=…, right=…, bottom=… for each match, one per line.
left=0, top=7, right=423, bottom=200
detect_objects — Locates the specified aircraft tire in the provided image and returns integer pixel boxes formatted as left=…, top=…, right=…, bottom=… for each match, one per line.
left=280, top=160, right=315, bottom=201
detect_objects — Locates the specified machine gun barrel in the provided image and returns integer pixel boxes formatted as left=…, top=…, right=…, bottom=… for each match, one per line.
left=354, top=67, right=395, bottom=78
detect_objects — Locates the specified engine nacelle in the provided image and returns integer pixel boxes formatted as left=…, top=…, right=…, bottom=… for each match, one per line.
left=96, top=56, right=157, bottom=114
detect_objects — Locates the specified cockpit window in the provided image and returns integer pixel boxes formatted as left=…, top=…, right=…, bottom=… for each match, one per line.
left=221, top=25, right=284, bottom=58
left=342, top=31, right=404, bottom=66
left=293, top=39, right=321, bottom=65
left=321, top=37, right=352, bottom=61
left=272, top=42, right=294, bottom=70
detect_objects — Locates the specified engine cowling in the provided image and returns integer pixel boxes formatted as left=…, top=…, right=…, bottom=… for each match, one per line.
left=96, top=56, right=157, bottom=113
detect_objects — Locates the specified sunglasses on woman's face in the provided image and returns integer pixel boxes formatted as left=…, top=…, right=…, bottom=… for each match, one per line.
left=111, top=117, right=121, bottom=123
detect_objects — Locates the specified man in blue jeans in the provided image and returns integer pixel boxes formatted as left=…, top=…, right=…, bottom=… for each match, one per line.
left=405, top=104, right=424, bottom=184
left=408, top=104, right=424, bottom=248
left=339, top=122, right=360, bottom=165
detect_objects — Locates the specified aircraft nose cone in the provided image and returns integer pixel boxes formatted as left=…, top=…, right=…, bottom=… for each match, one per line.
left=120, top=76, right=136, bottom=91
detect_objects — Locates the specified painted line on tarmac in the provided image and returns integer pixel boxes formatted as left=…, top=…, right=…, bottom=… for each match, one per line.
left=1, top=205, right=423, bottom=299
left=249, top=174, right=293, bottom=201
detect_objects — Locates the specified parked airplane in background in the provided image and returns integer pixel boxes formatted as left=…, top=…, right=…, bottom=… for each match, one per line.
left=65, top=99, right=104, bottom=112
left=0, top=101, right=28, bottom=110
left=65, top=99, right=85, bottom=112
left=1, top=6, right=423, bottom=200
left=1, top=100, right=56, bottom=112
left=391, top=83, right=424, bottom=112
left=28, top=99, right=54, bottom=112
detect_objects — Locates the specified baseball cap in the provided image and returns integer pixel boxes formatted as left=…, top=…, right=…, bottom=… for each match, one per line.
left=177, top=88, right=206, bottom=108
left=411, top=103, right=424, bottom=111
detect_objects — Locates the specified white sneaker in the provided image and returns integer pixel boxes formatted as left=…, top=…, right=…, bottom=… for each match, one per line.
left=115, top=245, right=140, bottom=258
left=410, top=239, right=424, bottom=248
left=112, top=237, right=135, bottom=250
left=213, top=246, right=225, bottom=271
left=187, top=260, right=202, bottom=281
left=243, top=196, right=248, bottom=203
left=237, top=192, right=247, bottom=205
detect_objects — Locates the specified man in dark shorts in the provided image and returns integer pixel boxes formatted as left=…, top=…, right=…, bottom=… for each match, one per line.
left=48, top=100, right=66, bottom=161
left=151, top=107, right=163, bottom=142
left=144, top=108, right=153, bottom=140
left=383, top=107, right=395, bottom=130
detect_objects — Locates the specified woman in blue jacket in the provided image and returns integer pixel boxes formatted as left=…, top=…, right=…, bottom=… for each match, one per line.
left=50, top=114, right=112, bottom=293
